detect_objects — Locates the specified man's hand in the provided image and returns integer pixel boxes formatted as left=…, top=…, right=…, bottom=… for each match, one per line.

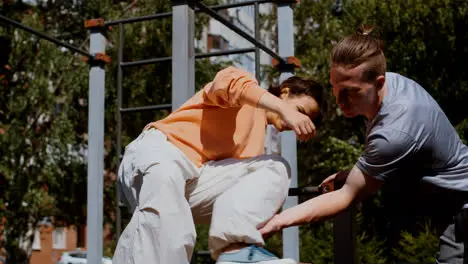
left=259, top=166, right=383, bottom=242
left=280, top=105, right=316, bottom=142
left=259, top=214, right=285, bottom=239
left=320, top=170, right=349, bottom=189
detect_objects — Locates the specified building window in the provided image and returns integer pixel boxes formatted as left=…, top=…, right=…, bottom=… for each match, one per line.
left=208, top=34, right=229, bottom=51
left=53, top=227, right=66, bottom=249
left=32, top=229, right=41, bottom=251
left=233, top=54, right=255, bottom=74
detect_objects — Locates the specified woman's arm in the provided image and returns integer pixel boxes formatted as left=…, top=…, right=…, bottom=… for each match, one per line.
left=257, top=91, right=316, bottom=139
left=205, top=66, right=316, bottom=138
left=203, top=66, right=267, bottom=108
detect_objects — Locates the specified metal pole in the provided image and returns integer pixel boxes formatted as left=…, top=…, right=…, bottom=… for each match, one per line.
left=86, top=28, right=106, bottom=264
left=254, top=1, right=261, bottom=82
left=0, top=14, right=93, bottom=59
left=105, top=11, right=173, bottom=26
left=208, top=0, right=273, bottom=12
left=334, top=205, right=357, bottom=264
left=121, top=56, right=172, bottom=68
left=120, top=104, right=172, bottom=113
left=277, top=2, right=300, bottom=262
left=196, top=47, right=256, bottom=59
left=116, top=22, right=124, bottom=239
left=196, top=1, right=285, bottom=64
left=172, top=0, right=195, bottom=111
left=120, top=48, right=256, bottom=68
left=105, top=0, right=275, bottom=26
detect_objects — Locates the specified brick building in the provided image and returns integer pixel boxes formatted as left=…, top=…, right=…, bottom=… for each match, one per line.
left=30, top=224, right=84, bottom=264
left=29, top=223, right=112, bottom=264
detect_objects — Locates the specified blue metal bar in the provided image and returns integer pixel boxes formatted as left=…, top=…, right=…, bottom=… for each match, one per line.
left=86, top=28, right=106, bottom=264
left=172, top=1, right=195, bottom=112
left=277, top=2, right=299, bottom=261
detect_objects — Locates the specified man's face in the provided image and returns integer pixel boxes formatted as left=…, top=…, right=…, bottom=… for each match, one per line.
left=330, top=64, right=382, bottom=118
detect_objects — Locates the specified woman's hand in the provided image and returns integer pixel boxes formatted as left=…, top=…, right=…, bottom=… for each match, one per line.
left=280, top=105, right=316, bottom=142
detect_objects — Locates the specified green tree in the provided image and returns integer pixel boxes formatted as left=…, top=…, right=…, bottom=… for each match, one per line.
left=0, top=0, right=225, bottom=262
left=392, top=223, right=439, bottom=263
left=0, top=1, right=93, bottom=262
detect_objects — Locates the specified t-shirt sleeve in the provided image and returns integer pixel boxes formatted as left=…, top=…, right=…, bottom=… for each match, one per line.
left=355, top=129, right=418, bottom=181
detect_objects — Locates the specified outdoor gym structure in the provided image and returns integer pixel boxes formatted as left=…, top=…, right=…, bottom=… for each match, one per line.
left=0, top=0, right=355, bottom=263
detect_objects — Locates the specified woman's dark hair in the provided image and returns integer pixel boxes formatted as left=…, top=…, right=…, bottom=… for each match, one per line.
left=268, top=76, right=324, bottom=108
left=268, top=76, right=324, bottom=125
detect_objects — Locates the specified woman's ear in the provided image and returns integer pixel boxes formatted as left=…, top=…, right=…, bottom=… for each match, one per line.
left=280, top=87, right=290, bottom=99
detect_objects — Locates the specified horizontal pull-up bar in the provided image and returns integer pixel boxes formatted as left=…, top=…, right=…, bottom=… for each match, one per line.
left=0, top=15, right=93, bottom=59
left=195, top=1, right=286, bottom=64
left=105, top=0, right=274, bottom=26
left=105, top=12, right=172, bottom=26
left=120, top=56, right=172, bottom=67
left=196, top=47, right=256, bottom=59
left=288, top=184, right=334, bottom=196
left=120, top=104, right=172, bottom=113
left=120, top=47, right=256, bottom=68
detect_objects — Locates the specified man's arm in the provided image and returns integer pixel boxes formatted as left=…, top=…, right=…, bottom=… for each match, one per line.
left=259, top=129, right=416, bottom=236
left=259, top=166, right=382, bottom=235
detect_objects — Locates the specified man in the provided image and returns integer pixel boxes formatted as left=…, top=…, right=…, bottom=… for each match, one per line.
left=259, top=26, right=468, bottom=263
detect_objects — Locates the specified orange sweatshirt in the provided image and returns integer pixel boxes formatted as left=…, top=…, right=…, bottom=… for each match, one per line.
left=145, top=66, right=269, bottom=167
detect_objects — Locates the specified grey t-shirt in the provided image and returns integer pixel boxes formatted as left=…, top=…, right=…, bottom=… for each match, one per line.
left=356, top=72, right=468, bottom=192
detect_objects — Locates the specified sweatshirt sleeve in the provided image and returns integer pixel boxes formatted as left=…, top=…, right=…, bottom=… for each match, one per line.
left=203, top=66, right=267, bottom=108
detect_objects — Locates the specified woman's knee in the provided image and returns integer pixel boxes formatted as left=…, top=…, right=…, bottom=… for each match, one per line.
left=253, top=154, right=291, bottom=184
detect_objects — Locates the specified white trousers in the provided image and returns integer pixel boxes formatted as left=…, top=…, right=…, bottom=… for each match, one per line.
left=112, top=129, right=291, bottom=264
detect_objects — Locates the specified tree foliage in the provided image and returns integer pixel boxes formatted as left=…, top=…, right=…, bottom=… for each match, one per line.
left=0, top=0, right=224, bottom=262
left=0, top=1, right=89, bottom=262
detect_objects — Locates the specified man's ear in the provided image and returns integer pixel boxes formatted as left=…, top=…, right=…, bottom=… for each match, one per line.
left=375, top=75, right=385, bottom=90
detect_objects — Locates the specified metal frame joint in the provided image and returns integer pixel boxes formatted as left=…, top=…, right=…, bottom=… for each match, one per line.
left=84, top=18, right=105, bottom=29
left=272, top=56, right=301, bottom=71
left=83, top=53, right=111, bottom=65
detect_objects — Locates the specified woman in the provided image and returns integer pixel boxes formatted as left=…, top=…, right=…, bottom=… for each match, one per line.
left=113, top=66, right=322, bottom=264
